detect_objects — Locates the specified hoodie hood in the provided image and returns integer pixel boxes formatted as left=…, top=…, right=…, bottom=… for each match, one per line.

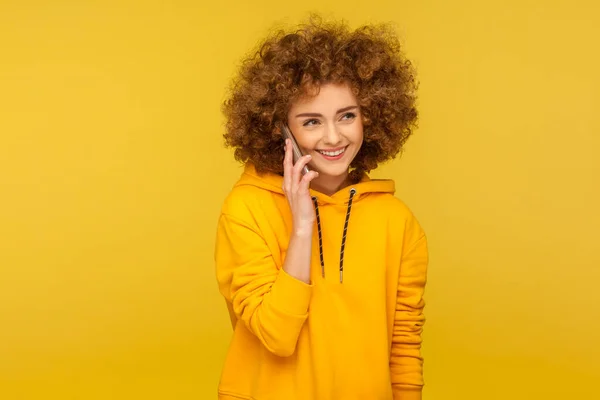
left=236, top=164, right=396, bottom=205
left=235, top=164, right=396, bottom=282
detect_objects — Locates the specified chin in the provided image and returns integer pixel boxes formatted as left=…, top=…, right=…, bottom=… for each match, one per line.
left=313, top=163, right=350, bottom=178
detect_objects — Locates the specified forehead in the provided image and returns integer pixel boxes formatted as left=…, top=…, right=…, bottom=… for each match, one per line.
left=290, top=82, right=357, bottom=112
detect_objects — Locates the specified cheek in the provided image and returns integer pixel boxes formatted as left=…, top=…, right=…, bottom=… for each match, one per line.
left=298, top=139, right=319, bottom=152
left=286, top=120, right=309, bottom=143
left=294, top=134, right=318, bottom=151
left=351, top=125, right=364, bottom=144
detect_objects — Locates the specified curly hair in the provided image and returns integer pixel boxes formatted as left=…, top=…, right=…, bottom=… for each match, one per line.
left=221, top=16, right=418, bottom=178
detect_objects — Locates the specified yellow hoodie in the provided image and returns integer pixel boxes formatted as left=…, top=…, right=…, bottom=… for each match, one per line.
left=215, top=164, right=428, bottom=400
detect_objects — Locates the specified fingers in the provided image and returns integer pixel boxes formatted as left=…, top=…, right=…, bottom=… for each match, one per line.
left=298, top=170, right=319, bottom=194
left=292, top=154, right=312, bottom=191
left=282, top=139, right=317, bottom=198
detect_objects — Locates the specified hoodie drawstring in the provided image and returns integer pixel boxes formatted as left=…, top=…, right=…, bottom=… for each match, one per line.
left=312, top=188, right=357, bottom=283
left=339, top=188, right=356, bottom=283
left=312, top=196, right=325, bottom=278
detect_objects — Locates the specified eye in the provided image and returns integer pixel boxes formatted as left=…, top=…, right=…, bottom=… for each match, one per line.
left=341, top=112, right=356, bottom=121
left=302, top=118, right=320, bottom=127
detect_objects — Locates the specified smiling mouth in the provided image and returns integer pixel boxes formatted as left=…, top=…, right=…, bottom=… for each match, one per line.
left=316, top=147, right=346, bottom=157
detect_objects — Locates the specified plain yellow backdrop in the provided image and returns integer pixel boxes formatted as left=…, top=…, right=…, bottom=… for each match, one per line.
left=1, top=0, right=599, bottom=399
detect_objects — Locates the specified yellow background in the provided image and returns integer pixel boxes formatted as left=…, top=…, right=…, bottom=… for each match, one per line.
left=1, top=1, right=599, bottom=399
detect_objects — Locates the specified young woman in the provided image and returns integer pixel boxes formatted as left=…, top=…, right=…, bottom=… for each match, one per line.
left=214, top=17, right=428, bottom=400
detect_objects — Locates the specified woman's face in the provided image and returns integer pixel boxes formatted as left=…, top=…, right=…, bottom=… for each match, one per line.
left=286, top=82, right=364, bottom=187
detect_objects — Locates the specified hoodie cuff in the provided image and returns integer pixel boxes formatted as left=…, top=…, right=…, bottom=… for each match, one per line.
left=269, top=269, right=312, bottom=316
left=392, top=385, right=422, bottom=400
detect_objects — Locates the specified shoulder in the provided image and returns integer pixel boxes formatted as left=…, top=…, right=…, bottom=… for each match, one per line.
left=368, top=193, right=426, bottom=246
left=220, top=183, right=277, bottom=222
left=367, top=192, right=418, bottom=223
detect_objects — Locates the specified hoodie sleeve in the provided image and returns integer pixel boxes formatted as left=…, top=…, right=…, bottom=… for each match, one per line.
left=215, top=212, right=312, bottom=357
left=390, top=232, right=428, bottom=400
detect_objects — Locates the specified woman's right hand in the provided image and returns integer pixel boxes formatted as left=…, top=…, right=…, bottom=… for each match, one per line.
left=282, top=138, right=319, bottom=237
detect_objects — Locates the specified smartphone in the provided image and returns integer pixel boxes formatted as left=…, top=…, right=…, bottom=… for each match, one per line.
left=280, top=123, right=310, bottom=175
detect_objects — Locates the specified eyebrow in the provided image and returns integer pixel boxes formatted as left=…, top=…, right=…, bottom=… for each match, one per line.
left=294, top=105, right=359, bottom=118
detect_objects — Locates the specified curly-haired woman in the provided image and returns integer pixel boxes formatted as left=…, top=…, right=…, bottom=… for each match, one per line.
left=214, top=16, right=428, bottom=400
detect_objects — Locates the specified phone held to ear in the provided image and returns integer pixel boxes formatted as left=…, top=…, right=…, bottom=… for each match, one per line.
left=280, top=123, right=310, bottom=176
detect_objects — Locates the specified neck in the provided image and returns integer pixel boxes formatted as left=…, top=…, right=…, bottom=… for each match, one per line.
left=310, top=172, right=350, bottom=196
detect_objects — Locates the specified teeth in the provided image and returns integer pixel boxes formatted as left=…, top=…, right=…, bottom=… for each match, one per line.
left=319, top=148, right=345, bottom=156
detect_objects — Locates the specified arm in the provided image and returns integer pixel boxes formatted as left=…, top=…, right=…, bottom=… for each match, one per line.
left=390, top=234, right=428, bottom=400
left=215, top=212, right=313, bottom=357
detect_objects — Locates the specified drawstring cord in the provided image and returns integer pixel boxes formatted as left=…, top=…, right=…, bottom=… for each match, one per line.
left=312, top=188, right=357, bottom=283
left=339, top=188, right=356, bottom=283
left=312, top=196, right=325, bottom=278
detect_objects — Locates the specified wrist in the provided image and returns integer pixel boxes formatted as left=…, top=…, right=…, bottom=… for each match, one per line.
left=292, top=222, right=314, bottom=238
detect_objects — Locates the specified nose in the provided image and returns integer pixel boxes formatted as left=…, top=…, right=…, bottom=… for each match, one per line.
left=323, top=122, right=342, bottom=146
